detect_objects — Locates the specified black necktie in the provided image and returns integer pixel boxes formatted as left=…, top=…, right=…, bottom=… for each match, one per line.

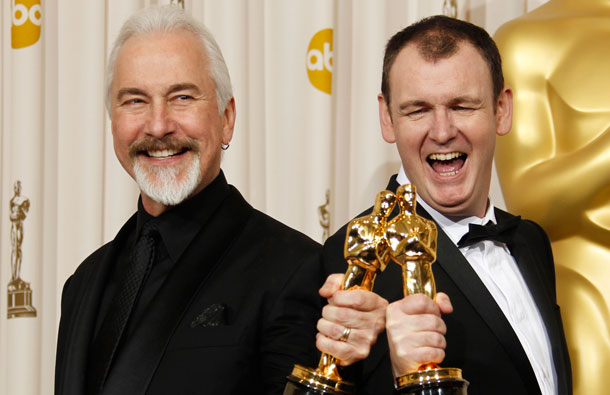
left=87, top=220, right=158, bottom=394
left=457, top=215, right=520, bottom=248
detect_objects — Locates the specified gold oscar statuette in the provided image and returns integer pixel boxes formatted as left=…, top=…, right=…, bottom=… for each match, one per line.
left=7, top=180, right=37, bottom=319
left=284, top=191, right=398, bottom=394
left=388, top=185, right=468, bottom=394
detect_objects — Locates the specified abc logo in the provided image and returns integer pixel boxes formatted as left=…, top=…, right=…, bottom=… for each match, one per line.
left=306, top=28, right=333, bottom=95
left=11, top=0, right=42, bottom=49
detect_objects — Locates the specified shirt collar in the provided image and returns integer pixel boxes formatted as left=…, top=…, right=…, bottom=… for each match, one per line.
left=396, top=166, right=496, bottom=246
left=136, top=170, right=231, bottom=262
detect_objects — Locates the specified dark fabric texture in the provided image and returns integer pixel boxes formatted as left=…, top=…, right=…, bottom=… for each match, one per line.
left=323, top=175, right=572, bottom=395
left=87, top=220, right=158, bottom=394
left=55, top=172, right=324, bottom=395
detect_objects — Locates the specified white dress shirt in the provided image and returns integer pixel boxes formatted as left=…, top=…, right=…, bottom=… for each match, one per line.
left=397, top=168, right=557, bottom=395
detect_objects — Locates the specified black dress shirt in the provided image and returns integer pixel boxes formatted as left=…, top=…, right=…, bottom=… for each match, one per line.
left=91, top=172, right=231, bottom=362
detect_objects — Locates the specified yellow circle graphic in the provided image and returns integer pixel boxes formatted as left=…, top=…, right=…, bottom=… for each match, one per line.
left=11, top=0, right=42, bottom=49
left=306, top=28, right=333, bottom=95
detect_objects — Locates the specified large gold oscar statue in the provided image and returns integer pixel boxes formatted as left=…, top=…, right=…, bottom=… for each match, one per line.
left=494, top=1, right=610, bottom=392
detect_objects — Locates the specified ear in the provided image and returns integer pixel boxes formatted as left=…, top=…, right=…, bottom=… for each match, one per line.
left=495, top=86, right=513, bottom=137
left=379, top=94, right=396, bottom=143
left=221, top=97, right=236, bottom=144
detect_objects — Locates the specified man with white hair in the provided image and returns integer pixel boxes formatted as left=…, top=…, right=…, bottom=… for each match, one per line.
left=55, top=6, right=322, bottom=395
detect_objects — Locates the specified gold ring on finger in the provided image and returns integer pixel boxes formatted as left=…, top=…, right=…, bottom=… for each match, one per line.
left=339, top=327, right=351, bottom=342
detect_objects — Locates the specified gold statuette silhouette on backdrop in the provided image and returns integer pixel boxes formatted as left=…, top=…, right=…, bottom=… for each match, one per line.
left=387, top=185, right=468, bottom=394
left=494, top=1, right=610, bottom=391
left=318, top=190, right=331, bottom=242
left=7, top=180, right=37, bottom=318
left=285, top=191, right=397, bottom=394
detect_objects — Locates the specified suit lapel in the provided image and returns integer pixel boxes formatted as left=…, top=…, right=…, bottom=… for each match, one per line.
left=57, top=215, right=137, bottom=395
left=102, top=188, right=252, bottom=395
left=429, top=215, right=539, bottom=390
left=498, top=209, right=571, bottom=393
left=497, top=209, right=555, bottom=336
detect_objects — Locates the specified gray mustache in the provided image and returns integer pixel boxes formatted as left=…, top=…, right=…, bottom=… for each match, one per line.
left=129, top=137, right=199, bottom=157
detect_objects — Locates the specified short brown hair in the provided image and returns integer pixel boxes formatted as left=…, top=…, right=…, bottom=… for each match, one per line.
left=381, top=15, right=503, bottom=108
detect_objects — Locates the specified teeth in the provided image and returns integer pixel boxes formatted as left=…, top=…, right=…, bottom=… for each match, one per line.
left=148, top=149, right=178, bottom=158
left=439, top=170, right=458, bottom=176
left=428, top=152, right=463, bottom=161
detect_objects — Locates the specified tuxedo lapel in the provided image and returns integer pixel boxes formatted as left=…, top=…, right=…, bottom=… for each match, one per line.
left=498, top=209, right=571, bottom=393
left=101, top=188, right=252, bottom=395
left=496, top=209, right=555, bottom=328
left=415, top=205, right=540, bottom=391
left=56, top=214, right=137, bottom=395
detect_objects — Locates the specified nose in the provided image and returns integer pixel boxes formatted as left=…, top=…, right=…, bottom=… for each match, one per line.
left=146, top=100, right=175, bottom=138
left=428, top=108, right=457, bottom=144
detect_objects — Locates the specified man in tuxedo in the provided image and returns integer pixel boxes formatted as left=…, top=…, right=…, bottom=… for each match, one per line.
left=316, top=16, right=572, bottom=394
left=54, top=6, right=321, bottom=395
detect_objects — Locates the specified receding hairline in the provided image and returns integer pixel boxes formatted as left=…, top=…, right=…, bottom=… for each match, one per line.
left=108, top=29, right=212, bottom=103
left=385, top=39, right=497, bottom=108
left=381, top=16, right=504, bottom=111
left=105, top=6, right=233, bottom=117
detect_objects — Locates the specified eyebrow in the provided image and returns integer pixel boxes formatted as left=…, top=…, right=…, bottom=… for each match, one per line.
left=166, top=83, right=201, bottom=95
left=398, top=100, right=429, bottom=112
left=448, top=96, right=483, bottom=106
left=397, top=96, right=483, bottom=111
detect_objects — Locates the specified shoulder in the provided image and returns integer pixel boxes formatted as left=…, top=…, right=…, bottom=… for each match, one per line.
left=226, top=184, right=321, bottom=253
left=220, top=187, right=321, bottom=277
left=517, top=216, right=554, bottom=260
left=497, top=207, right=550, bottom=244
left=63, top=214, right=137, bottom=292
left=497, top=207, right=555, bottom=267
left=247, top=208, right=321, bottom=256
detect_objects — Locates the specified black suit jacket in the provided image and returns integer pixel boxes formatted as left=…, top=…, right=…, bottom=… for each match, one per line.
left=55, top=181, right=323, bottom=395
left=323, top=175, right=572, bottom=395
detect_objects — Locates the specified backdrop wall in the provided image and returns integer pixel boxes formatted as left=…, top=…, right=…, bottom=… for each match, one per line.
left=1, top=1, right=566, bottom=394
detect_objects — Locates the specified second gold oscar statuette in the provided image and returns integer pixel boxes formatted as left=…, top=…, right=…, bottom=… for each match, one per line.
left=386, top=184, right=468, bottom=395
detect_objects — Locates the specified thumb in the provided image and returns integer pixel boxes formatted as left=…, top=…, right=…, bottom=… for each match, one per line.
left=319, top=273, right=344, bottom=298
left=435, top=292, right=453, bottom=315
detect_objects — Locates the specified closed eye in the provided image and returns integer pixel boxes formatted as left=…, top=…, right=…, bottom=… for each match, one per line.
left=170, top=94, right=197, bottom=107
left=122, top=98, right=146, bottom=106
left=452, top=105, right=475, bottom=112
left=175, top=94, right=194, bottom=101
left=406, top=108, right=428, bottom=117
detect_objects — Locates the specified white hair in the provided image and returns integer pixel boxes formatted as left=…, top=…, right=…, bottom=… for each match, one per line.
left=133, top=154, right=201, bottom=207
left=105, top=5, right=233, bottom=116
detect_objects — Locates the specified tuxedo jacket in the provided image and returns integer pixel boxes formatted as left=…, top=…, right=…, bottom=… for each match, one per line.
left=55, top=180, right=323, bottom=395
left=323, top=175, right=572, bottom=395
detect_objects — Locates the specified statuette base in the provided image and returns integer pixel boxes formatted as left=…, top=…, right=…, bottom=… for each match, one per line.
left=284, top=364, right=355, bottom=394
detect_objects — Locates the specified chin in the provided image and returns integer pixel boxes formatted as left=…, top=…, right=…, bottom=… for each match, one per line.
left=134, top=157, right=202, bottom=207
left=429, top=194, right=473, bottom=216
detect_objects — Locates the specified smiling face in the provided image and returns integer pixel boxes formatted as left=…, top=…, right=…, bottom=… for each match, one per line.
left=110, top=30, right=235, bottom=216
left=379, top=42, right=512, bottom=218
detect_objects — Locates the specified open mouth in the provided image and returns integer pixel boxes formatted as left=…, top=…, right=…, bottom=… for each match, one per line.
left=427, top=152, right=466, bottom=176
left=145, top=148, right=188, bottom=159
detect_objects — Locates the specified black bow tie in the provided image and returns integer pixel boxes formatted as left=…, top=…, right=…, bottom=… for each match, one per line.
left=457, top=215, right=521, bottom=248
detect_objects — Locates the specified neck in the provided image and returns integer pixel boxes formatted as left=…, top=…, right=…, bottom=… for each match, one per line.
left=141, top=195, right=170, bottom=217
